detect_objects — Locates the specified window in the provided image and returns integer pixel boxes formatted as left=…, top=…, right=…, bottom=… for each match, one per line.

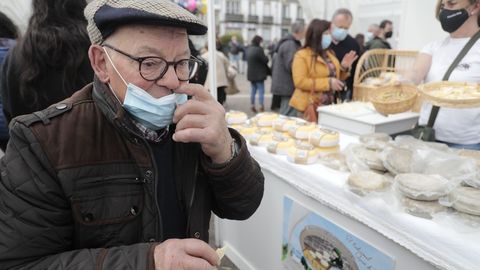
left=282, top=4, right=290, bottom=19
left=227, top=0, right=240, bottom=14
left=249, top=1, right=256, bottom=15
left=264, top=1, right=271, bottom=16
left=297, top=5, right=303, bottom=19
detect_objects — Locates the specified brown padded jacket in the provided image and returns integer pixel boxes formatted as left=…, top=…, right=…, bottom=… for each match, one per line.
left=0, top=77, right=264, bottom=269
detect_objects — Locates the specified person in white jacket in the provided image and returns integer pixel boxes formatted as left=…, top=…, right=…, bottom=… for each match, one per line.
left=202, top=39, right=233, bottom=105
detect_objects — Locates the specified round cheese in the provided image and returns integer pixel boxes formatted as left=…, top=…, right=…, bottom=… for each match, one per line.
left=287, top=141, right=319, bottom=165
left=396, top=173, right=451, bottom=201
left=267, top=132, right=295, bottom=155
left=249, top=128, right=274, bottom=147
left=309, top=128, right=339, bottom=148
left=288, top=121, right=316, bottom=140
left=352, top=145, right=386, bottom=171
left=383, top=147, right=413, bottom=175
left=359, top=133, right=391, bottom=150
left=251, top=112, right=279, bottom=127
left=347, top=171, right=390, bottom=193
left=449, top=186, right=480, bottom=216
left=401, top=196, right=447, bottom=219
left=225, top=110, right=248, bottom=125
left=236, top=123, right=257, bottom=140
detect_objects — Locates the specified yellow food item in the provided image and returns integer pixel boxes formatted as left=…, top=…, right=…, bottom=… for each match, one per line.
left=287, top=141, right=319, bottom=165
left=225, top=110, right=248, bottom=125
left=273, top=116, right=298, bottom=132
left=249, top=128, right=274, bottom=146
left=252, top=112, right=279, bottom=127
left=373, top=90, right=415, bottom=103
left=267, top=132, right=295, bottom=155
left=309, top=128, right=339, bottom=148
left=216, top=246, right=227, bottom=260
left=288, top=121, right=316, bottom=139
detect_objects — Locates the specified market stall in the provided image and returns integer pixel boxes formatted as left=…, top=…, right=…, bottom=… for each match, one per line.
left=216, top=110, right=480, bottom=270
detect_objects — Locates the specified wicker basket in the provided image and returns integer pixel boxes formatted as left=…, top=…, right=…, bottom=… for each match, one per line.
left=353, top=49, right=418, bottom=101
left=418, top=81, right=480, bottom=108
left=369, top=84, right=418, bottom=115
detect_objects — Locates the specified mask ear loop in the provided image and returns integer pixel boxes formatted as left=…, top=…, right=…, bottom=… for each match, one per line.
left=103, top=47, right=128, bottom=104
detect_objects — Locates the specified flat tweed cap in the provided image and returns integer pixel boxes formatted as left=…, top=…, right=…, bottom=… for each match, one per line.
left=84, top=0, right=208, bottom=44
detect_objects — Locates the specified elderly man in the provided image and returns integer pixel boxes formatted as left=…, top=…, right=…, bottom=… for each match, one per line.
left=0, top=0, right=264, bottom=269
left=271, top=21, right=305, bottom=116
left=329, top=8, right=360, bottom=102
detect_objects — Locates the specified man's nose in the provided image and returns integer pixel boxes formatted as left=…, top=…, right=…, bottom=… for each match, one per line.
left=156, top=65, right=180, bottom=89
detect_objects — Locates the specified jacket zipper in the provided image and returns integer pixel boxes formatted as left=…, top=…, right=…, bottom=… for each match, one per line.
left=186, top=154, right=198, bottom=237
left=142, top=137, right=164, bottom=242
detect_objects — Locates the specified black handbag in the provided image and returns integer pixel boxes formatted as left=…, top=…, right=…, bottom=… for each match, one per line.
left=412, top=30, right=480, bottom=141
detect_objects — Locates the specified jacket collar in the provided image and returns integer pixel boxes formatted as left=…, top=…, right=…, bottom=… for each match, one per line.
left=92, top=76, right=142, bottom=141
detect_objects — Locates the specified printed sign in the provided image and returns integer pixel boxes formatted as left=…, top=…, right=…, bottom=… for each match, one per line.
left=282, top=197, right=395, bottom=270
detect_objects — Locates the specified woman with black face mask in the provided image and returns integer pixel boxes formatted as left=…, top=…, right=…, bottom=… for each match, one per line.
left=409, top=0, right=480, bottom=149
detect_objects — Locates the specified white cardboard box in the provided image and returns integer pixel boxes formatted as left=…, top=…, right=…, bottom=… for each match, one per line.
left=317, top=102, right=419, bottom=135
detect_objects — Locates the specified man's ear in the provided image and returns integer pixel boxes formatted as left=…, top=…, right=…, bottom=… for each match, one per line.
left=88, top=45, right=110, bottom=83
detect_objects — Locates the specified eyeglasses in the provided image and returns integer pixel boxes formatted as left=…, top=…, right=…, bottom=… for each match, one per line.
left=102, top=44, right=200, bottom=82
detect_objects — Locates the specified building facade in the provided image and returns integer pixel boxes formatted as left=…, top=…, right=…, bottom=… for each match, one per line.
left=216, top=0, right=306, bottom=44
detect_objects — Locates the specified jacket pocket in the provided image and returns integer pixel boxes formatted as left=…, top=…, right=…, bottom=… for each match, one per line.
left=71, top=175, right=144, bottom=248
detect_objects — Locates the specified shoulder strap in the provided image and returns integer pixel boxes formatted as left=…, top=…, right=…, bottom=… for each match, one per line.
left=427, top=30, right=480, bottom=128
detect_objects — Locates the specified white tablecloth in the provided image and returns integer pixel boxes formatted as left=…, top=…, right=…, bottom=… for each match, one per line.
left=248, top=133, right=480, bottom=270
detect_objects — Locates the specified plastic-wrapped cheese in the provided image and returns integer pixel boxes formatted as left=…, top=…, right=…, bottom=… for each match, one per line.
left=267, top=132, right=295, bottom=155
left=359, top=133, right=391, bottom=150
left=251, top=112, right=279, bottom=127
left=449, top=187, right=480, bottom=216
left=309, top=128, right=339, bottom=148
left=273, top=116, right=299, bottom=132
left=347, top=171, right=390, bottom=194
left=225, top=110, right=248, bottom=125
left=395, top=173, right=452, bottom=201
left=249, top=128, right=274, bottom=147
left=288, top=121, right=316, bottom=140
left=287, top=141, right=319, bottom=165
left=235, top=123, right=257, bottom=141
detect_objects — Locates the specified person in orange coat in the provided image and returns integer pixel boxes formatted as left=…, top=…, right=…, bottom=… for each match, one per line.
left=289, top=19, right=358, bottom=116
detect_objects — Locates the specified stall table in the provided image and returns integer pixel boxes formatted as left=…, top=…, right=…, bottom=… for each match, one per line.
left=216, top=133, right=480, bottom=270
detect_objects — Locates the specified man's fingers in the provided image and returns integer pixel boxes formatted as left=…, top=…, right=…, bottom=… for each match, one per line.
left=182, top=256, right=217, bottom=270
left=173, top=99, right=209, bottom=123
left=175, top=83, right=212, bottom=101
left=182, top=239, right=220, bottom=267
left=175, top=114, right=208, bottom=132
left=173, top=127, right=206, bottom=143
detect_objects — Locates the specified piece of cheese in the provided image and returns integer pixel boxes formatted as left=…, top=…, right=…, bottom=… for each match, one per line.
left=287, top=141, right=319, bottom=165
left=251, top=112, right=279, bottom=127
left=267, top=132, right=295, bottom=155
left=396, top=173, right=450, bottom=201
left=347, top=171, right=390, bottom=192
left=288, top=121, right=316, bottom=140
left=216, top=246, right=227, bottom=260
left=309, top=128, right=339, bottom=148
left=225, top=110, right=248, bottom=125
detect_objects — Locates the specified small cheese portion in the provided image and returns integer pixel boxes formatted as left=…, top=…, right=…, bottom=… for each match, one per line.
left=267, top=132, right=295, bottom=155
left=252, top=112, right=279, bottom=127
left=216, top=246, right=227, bottom=260
left=449, top=187, right=480, bottom=216
left=348, top=171, right=390, bottom=192
left=249, top=128, right=274, bottom=147
left=396, top=174, right=450, bottom=201
left=288, top=121, right=316, bottom=140
left=287, top=141, right=319, bottom=165
left=225, top=111, right=248, bottom=125
left=273, top=116, right=299, bottom=132
left=309, top=128, right=339, bottom=148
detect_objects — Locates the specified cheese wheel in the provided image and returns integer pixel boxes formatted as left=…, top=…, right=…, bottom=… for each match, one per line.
left=396, top=173, right=451, bottom=201
left=236, top=123, right=257, bottom=140
left=401, top=196, right=447, bottom=219
left=249, top=128, right=274, bottom=147
left=252, top=112, right=279, bottom=127
left=383, top=147, right=413, bottom=175
left=347, top=171, right=390, bottom=193
left=225, top=110, right=248, bottom=125
left=267, top=132, right=295, bottom=155
left=288, top=121, right=316, bottom=139
left=352, top=145, right=386, bottom=171
left=309, top=128, right=339, bottom=148
left=317, top=145, right=340, bottom=157
left=273, top=116, right=299, bottom=132
left=287, top=141, right=319, bottom=165
left=359, top=133, right=391, bottom=150
left=449, top=187, right=480, bottom=216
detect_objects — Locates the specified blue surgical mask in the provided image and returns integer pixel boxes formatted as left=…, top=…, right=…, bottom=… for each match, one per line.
left=103, top=48, right=187, bottom=130
left=322, top=34, right=332, bottom=49
left=332, top=25, right=348, bottom=42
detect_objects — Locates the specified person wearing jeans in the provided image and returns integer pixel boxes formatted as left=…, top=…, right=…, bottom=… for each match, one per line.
left=247, top=35, right=269, bottom=113
left=250, top=81, right=265, bottom=112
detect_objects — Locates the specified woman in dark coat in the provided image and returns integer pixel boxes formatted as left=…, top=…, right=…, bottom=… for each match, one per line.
left=246, top=35, right=269, bottom=113
left=0, top=0, right=93, bottom=124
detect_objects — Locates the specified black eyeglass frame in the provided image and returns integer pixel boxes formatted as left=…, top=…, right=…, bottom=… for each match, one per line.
left=102, top=44, right=200, bottom=82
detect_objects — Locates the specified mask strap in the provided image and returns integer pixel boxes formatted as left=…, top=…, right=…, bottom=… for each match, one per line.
left=107, top=83, right=122, bottom=104
left=103, top=47, right=129, bottom=87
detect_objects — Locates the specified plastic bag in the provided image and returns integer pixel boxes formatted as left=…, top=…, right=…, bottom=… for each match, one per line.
left=345, top=144, right=385, bottom=173
left=394, top=173, right=455, bottom=201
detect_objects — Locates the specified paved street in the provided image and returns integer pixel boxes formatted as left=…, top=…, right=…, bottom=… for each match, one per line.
left=223, top=72, right=274, bottom=117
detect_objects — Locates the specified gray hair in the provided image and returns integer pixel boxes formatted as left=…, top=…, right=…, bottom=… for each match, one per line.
left=332, top=8, right=353, bottom=21
left=291, top=21, right=305, bottom=34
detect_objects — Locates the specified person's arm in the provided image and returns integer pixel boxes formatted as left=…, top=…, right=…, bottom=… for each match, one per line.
left=406, top=53, right=432, bottom=85
left=0, top=120, right=156, bottom=270
left=201, top=129, right=264, bottom=220
left=280, top=41, right=298, bottom=74
left=292, top=52, right=329, bottom=92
